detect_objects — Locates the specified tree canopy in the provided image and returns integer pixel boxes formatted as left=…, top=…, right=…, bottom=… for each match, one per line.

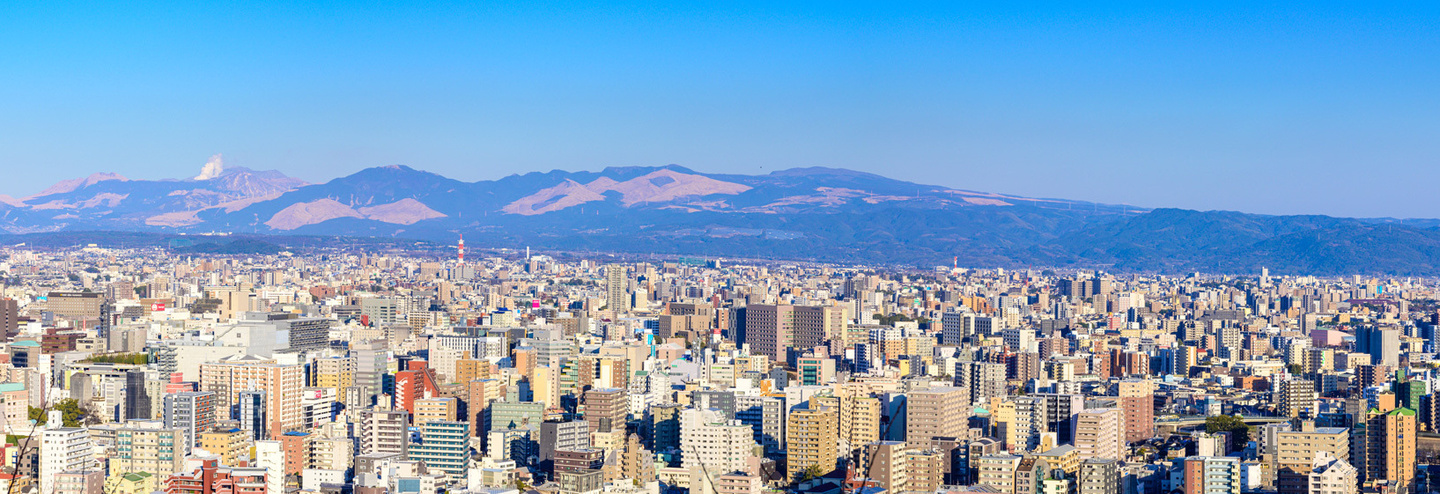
left=1205, top=414, right=1251, bottom=451
left=29, top=399, right=85, bottom=428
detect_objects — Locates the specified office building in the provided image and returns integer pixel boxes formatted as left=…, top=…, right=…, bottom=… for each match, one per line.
left=743, top=304, right=844, bottom=361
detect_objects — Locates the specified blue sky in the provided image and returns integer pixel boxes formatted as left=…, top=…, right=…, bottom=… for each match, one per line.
left=2, top=2, right=1437, bottom=217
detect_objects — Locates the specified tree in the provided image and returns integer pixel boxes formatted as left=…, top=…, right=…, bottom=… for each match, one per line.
left=1205, top=415, right=1250, bottom=451
left=799, top=464, right=825, bottom=482
left=29, top=399, right=85, bottom=428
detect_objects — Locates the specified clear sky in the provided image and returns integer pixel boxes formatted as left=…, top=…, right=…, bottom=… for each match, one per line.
left=2, top=2, right=1437, bottom=218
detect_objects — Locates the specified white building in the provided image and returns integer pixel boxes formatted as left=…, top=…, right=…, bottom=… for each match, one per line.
left=679, top=409, right=756, bottom=476
left=40, top=411, right=95, bottom=494
left=1308, top=451, right=1357, bottom=494
left=255, top=440, right=285, bottom=494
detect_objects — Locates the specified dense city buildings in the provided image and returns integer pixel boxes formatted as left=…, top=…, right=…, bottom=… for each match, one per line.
left=0, top=244, right=1434, bottom=494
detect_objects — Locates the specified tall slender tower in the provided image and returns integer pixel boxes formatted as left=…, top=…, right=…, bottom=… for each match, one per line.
left=457, top=235, right=466, bottom=264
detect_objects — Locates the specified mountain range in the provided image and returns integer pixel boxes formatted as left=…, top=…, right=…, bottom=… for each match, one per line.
left=4, top=158, right=1439, bottom=275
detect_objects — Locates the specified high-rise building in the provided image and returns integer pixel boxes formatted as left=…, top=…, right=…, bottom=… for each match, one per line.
left=605, top=264, right=628, bottom=313
left=861, top=441, right=910, bottom=494
left=786, top=406, right=839, bottom=480
left=1355, top=407, right=1416, bottom=492
left=1355, top=327, right=1401, bottom=367
left=540, top=420, right=590, bottom=463
left=620, top=433, right=655, bottom=485
left=111, top=425, right=188, bottom=479
left=905, top=387, right=969, bottom=448
left=1074, top=408, right=1123, bottom=461
left=1274, top=422, right=1349, bottom=494
left=237, top=391, right=266, bottom=441
left=1276, top=379, right=1318, bottom=419
left=1033, top=393, right=1084, bottom=444
left=123, top=370, right=152, bottom=420
left=955, top=361, right=1007, bottom=406
left=975, top=455, right=1022, bottom=492
left=162, top=391, right=216, bottom=454
left=582, top=388, right=627, bottom=434
left=408, top=421, right=470, bottom=476
left=253, top=440, right=285, bottom=494
left=413, top=397, right=458, bottom=424
left=1116, top=379, right=1154, bottom=443
left=818, top=394, right=881, bottom=453
left=649, top=404, right=683, bottom=454
left=199, top=356, right=303, bottom=439
left=900, top=447, right=946, bottom=492
left=393, top=361, right=439, bottom=416
left=489, top=400, right=544, bottom=433
left=680, top=408, right=755, bottom=476
left=359, top=298, right=400, bottom=326
left=197, top=429, right=249, bottom=467
left=41, top=411, right=95, bottom=494
left=733, top=396, right=783, bottom=457
left=311, top=357, right=356, bottom=394
left=350, top=339, right=389, bottom=407
left=358, top=409, right=410, bottom=456
left=996, top=396, right=1047, bottom=452
left=44, top=291, right=102, bottom=321
left=0, top=298, right=19, bottom=337
left=743, top=304, right=844, bottom=361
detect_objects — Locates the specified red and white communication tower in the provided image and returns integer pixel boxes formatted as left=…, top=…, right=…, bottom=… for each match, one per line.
left=457, top=235, right=466, bottom=264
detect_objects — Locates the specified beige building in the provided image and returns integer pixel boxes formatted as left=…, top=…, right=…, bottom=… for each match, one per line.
left=414, top=397, right=459, bottom=424
left=862, top=442, right=910, bottom=494
left=975, top=455, right=1022, bottom=492
left=1074, top=408, right=1123, bottom=461
left=311, top=357, right=356, bottom=394
left=786, top=406, right=839, bottom=480
left=1276, top=379, right=1317, bottom=419
left=1274, top=422, right=1348, bottom=494
left=45, top=291, right=102, bottom=321
left=199, top=356, right=303, bottom=438
left=679, top=409, right=755, bottom=477
left=109, top=426, right=187, bottom=478
left=905, top=387, right=968, bottom=448
left=811, top=394, right=881, bottom=454
left=198, top=429, right=249, bottom=466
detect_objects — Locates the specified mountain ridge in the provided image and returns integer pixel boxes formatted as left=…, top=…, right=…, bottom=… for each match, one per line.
left=4, top=161, right=1439, bottom=275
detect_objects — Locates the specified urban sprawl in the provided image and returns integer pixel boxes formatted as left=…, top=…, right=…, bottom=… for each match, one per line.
left=0, top=243, right=1433, bottom=494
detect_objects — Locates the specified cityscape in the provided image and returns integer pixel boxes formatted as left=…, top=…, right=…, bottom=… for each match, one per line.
left=4, top=3, right=1439, bottom=494
left=0, top=245, right=1435, bottom=494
